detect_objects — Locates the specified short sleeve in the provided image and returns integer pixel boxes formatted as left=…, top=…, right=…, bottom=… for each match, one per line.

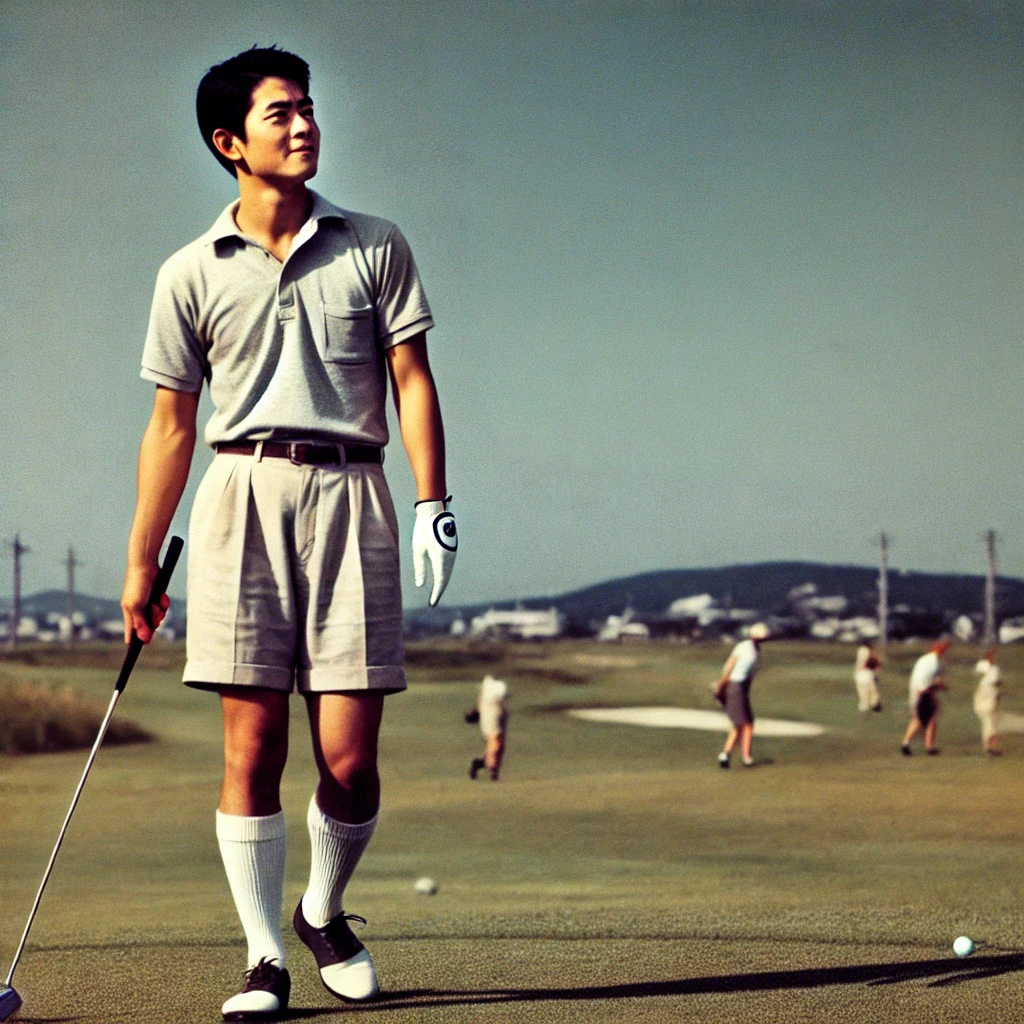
left=140, top=260, right=207, bottom=392
left=375, top=225, right=434, bottom=348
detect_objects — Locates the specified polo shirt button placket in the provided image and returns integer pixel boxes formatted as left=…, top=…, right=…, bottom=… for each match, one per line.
left=278, top=282, right=296, bottom=323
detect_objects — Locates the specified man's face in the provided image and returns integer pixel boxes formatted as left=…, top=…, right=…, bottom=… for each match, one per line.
left=230, top=76, right=320, bottom=183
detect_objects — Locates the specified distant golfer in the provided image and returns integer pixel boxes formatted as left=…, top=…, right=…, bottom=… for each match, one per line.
left=715, top=622, right=769, bottom=768
left=901, top=640, right=949, bottom=756
left=973, top=648, right=1002, bottom=756
left=121, top=47, right=457, bottom=1021
left=468, top=674, right=509, bottom=780
left=853, top=639, right=883, bottom=712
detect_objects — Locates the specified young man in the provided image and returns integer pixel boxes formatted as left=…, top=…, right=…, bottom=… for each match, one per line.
left=120, top=47, right=457, bottom=1022
left=901, top=640, right=948, bottom=756
left=714, top=622, right=769, bottom=768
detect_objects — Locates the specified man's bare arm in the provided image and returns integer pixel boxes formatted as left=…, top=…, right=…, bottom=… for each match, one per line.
left=121, top=386, right=200, bottom=643
left=386, top=333, right=446, bottom=501
left=719, top=655, right=737, bottom=686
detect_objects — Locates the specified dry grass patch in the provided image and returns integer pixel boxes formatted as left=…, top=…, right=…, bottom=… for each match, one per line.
left=0, top=674, right=153, bottom=754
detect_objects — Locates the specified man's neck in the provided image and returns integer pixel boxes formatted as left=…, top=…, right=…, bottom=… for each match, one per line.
left=233, top=178, right=313, bottom=262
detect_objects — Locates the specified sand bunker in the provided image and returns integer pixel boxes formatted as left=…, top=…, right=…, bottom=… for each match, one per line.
left=1000, top=712, right=1024, bottom=734
left=568, top=706, right=826, bottom=737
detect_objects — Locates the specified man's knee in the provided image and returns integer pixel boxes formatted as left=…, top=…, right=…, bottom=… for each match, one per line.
left=224, top=731, right=288, bottom=780
left=320, top=746, right=378, bottom=791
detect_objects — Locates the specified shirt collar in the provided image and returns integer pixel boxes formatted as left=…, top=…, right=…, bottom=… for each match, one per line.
left=201, top=189, right=346, bottom=246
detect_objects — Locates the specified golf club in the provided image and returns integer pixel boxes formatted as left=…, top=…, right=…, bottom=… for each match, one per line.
left=0, top=535, right=183, bottom=1022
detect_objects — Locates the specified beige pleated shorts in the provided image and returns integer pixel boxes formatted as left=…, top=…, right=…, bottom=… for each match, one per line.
left=183, top=452, right=406, bottom=693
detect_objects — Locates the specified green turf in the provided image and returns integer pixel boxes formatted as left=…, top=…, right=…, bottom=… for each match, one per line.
left=0, top=638, right=1021, bottom=1021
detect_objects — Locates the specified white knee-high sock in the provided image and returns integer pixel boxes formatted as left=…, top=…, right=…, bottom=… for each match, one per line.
left=216, top=810, right=288, bottom=969
left=301, top=795, right=377, bottom=928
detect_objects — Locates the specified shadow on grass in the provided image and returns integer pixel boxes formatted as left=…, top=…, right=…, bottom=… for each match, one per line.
left=280, top=954, right=1024, bottom=1016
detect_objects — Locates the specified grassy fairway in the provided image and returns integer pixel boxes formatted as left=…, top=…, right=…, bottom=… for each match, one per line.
left=0, top=639, right=1022, bottom=1021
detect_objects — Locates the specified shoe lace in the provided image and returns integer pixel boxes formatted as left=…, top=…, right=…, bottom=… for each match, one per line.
left=243, top=957, right=281, bottom=988
left=322, top=911, right=368, bottom=952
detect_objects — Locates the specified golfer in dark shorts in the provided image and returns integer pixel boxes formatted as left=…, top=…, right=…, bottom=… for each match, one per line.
left=714, top=623, right=769, bottom=768
left=902, top=641, right=949, bottom=756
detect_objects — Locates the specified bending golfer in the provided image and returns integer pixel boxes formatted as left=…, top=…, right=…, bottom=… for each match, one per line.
left=715, top=622, right=769, bottom=768
left=469, top=674, right=509, bottom=780
left=121, top=47, right=456, bottom=1022
left=901, top=640, right=948, bottom=756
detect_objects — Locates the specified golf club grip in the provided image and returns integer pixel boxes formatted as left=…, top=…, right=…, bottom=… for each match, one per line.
left=115, top=536, right=184, bottom=692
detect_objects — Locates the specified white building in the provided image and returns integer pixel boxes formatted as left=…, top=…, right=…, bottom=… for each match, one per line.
left=470, top=607, right=563, bottom=640
left=598, top=609, right=650, bottom=642
left=999, top=616, right=1024, bottom=644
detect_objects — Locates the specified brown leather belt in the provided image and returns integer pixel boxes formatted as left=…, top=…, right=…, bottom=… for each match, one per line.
left=215, top=441, right=383, bottom=466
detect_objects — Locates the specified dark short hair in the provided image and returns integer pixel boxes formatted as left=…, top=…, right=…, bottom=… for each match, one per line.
left=196, top=46, right=311, bottom=176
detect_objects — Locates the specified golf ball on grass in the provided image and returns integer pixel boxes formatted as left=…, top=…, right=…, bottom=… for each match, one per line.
left=953, top=936, right=974, bottom=957
left=414, top=876, right=438, bottom=895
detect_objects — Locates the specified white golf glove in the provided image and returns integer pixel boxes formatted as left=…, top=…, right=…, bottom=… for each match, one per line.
left=412, top=498, right=458, bottom=606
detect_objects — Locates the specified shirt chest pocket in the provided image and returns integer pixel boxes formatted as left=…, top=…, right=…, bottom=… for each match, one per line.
left=322, top=303, right=377, bottom=364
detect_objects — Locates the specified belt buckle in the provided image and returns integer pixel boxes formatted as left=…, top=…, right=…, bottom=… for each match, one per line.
left=287, top=442, right=345, bottom=467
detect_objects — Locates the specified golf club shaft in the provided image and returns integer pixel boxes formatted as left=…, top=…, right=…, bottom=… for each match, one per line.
left=5, top=686, right=123, bottom=987
left=4, top=536, right=183, bottom=988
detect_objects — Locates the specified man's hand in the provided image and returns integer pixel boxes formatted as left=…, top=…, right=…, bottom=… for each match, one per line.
left=412, top=499, right=458, bottom=606
left=121, top=563, right=171, bottom=644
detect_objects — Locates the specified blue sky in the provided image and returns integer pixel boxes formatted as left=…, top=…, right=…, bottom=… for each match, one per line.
left=2, top=1, right=1022, bottom=608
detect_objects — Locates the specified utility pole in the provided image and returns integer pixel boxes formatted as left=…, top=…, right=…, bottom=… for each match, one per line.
left=64, top=547, right=83, bottom=640
left=6, top=535, right=30, bottom=651
left=983, top=530, right=997, bottom=646
left=876, top=532, right=889, bottom=647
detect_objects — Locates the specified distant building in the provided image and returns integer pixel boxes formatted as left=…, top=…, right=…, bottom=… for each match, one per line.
left=662, top=594, right=755, bottom=638
left=666, top=593, right=723, bottom=625
left=470, top=607, right=563, bottom=640
left=597, top=607, right=652, bottom=642
left=999, top=616, right=1024, bottom=644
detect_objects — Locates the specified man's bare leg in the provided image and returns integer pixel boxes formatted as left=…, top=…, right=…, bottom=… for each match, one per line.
left=722, top=726, right=739, bottom=755
left=216, top=687, right=292, bottom=1009
left=484, top=732, right=505, bottom=780
left=924, top=717, right=938, bottom=753
left=740, top=724, right=754, bottom=764
left=305, top=692, right=384, bottom=822
left=902, top=717, right=921, bottom=747
left=220, top=689, right=291, bottom=814
left=295, top=692, right=384, bottom=1002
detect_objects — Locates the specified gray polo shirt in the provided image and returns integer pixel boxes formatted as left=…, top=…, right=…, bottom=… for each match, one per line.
left=141, top=190, right=433, bottom=448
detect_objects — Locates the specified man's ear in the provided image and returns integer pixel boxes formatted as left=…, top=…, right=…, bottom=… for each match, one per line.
left=212, top=127, right=242, bottom=163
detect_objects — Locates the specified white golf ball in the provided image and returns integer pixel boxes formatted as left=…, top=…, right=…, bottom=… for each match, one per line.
left=952, top=935, right=974, bottom=957
left=413, top=876, right=438, bottom=895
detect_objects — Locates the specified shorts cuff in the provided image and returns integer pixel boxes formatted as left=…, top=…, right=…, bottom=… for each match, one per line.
left=183, top=660, right=295, bottom=692
left=299, top=665, right=407, bottom=693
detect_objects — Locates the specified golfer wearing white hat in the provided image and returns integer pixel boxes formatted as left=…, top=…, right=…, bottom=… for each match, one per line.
left=714, top=623, right=769, bottom=768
